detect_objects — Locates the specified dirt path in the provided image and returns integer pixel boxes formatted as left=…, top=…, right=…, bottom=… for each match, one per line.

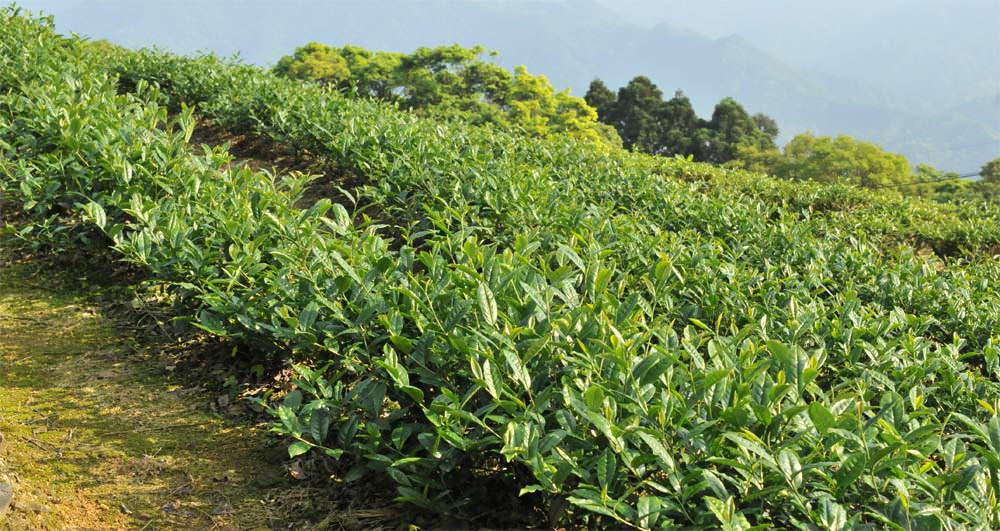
left=0, top=258, right=308, bottom=530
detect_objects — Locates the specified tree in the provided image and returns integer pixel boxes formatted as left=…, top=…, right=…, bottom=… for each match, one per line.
left=729, top=143, right=783, bottom=174
left=731, top=135, right=989, bottom=203
left=656, top=90, right=703, bottom=157
left=272, top=42, right=351, bottom=85
left=272, top=43, right=619, bottom=147
left=758, top=133, right=913, bottom=188
left=968, top=157, right=1000, bottom=202
left=702, top=97, right=777, bottom=164
left=607, top=76, right=664, bottom=152
left=333, top=45, right=403, bottom=99
left=981, top=157, right=1000, bottom=184
left=396, top=44, right=488, bottom=108
left=584, top=79, right=616, bottom=120
left=587, top=77, right=776, bottom=163
left=909, top=163, right=972, bottom=202
left=752, top=113, right=779, bottom=139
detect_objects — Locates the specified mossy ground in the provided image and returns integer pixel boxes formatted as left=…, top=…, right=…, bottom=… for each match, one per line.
left=0, top=255, right=315, bottom=530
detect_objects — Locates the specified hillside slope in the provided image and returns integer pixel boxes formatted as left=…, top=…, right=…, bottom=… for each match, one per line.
left=2, top=8, right=1000, bottom=529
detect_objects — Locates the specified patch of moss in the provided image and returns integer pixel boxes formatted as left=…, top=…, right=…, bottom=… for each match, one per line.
left=0, top=257, right=307, bottom=530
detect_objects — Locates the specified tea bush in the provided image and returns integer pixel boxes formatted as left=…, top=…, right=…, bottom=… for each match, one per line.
left=2, top=8, right=999, bottom=529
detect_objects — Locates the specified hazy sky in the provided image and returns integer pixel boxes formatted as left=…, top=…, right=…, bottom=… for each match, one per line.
left=597, top=0, right=999, bottom=70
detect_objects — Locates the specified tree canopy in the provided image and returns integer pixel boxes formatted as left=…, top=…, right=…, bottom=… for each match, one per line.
left=981, top=157, right=1000, bottom=184
left=733, top=135, right=1000, bottom=206
left=273, top=42, right=620, bottom=147
left=584, top=76, right=777, bottom=163
left=733, top=133, right=916, bottom=188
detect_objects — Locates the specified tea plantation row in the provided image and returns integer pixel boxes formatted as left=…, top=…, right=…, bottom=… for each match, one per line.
left=1, top=9, right=999, bottom=529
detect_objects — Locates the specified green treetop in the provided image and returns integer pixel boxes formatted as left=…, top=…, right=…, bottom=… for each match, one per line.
left=273, top=42, right=619, bottom=147
left=585, top=76, right=777, bottom=163
left=734, top=133, right=914, bottom=188
left=981, top=157, right=1000, bottom=184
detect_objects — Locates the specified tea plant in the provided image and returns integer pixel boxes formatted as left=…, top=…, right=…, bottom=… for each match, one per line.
left=100, top=47, right=1000, bottom=260
left=2, top=8, right=999, bottom=529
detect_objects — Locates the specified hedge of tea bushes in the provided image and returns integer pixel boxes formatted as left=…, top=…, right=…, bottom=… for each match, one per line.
left=98, top=45, right=1000, bottom=352
left=3, top=9, right=1000, bottom=529
left=100, top=46, right=1000, bottom=261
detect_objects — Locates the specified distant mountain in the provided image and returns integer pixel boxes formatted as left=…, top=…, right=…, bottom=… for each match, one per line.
left=777, top=0, right=999, bottom=113
left=20, top=0, right=999, bottom=172
left=593, top=0, right=1000, bottom=171
left=593, top=0, right=1000, bottom=110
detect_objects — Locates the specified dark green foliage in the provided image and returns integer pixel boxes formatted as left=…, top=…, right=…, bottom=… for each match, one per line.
left=702, top=97, right=774, bottom=163
left=981, top=158, right=1000, bottom=185
left=601, top=75, right=664, bottom=152
left=583, top=78, right=616, bottom=119
left=965, top=158, right=1000, bottom=203
left=585, top=76, right=778, bottom=162
left=657, top=90, right=703, bottom=158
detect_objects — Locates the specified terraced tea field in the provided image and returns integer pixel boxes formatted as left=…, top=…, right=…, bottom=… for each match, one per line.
left=1, top=8, right=998, bottom=529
